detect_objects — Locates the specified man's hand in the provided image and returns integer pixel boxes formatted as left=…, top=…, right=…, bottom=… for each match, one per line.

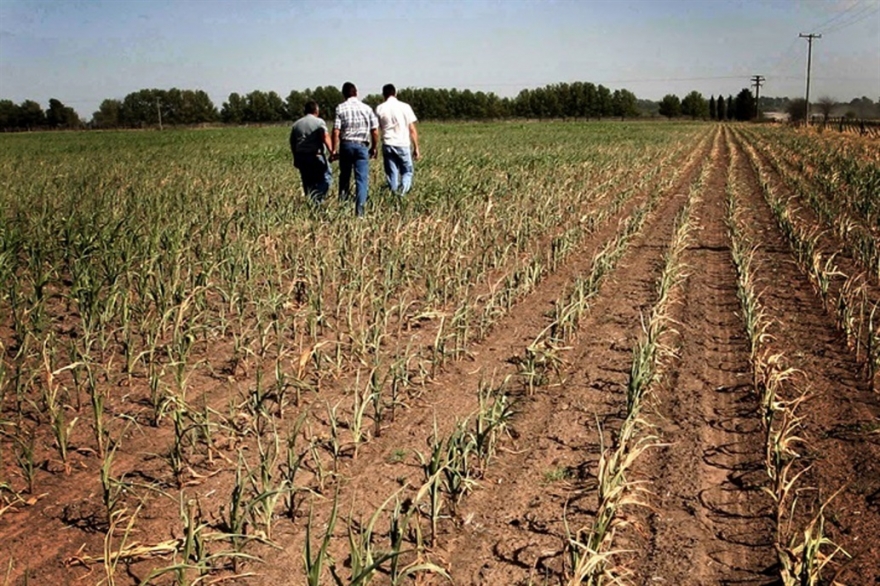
left=413, top=148, right=421, bottom=161
left=329, top=152, right=338, bottom=162
left=369, top=146, right=377, bottom=159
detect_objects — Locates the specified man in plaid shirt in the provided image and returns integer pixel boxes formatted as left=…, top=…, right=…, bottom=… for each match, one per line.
left=331, top=81, right=379, bottom=217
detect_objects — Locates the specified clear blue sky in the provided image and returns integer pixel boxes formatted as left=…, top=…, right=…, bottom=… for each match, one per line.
left=1, top=0, right=878, bottom=118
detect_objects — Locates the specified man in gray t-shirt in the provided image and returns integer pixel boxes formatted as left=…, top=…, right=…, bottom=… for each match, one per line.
left=290, top=100, right=333, bottom=203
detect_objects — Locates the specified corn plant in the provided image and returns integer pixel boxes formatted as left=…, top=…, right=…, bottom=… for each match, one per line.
left=304, top=490, right=339, bottom=586
left=11, top=427, right=36, bottom=494
left=40, top=339, right=80, bottom=466
left=348, top=376, right=373, bottom=456
left=415, top=419, right=447, bottom=546
left=281, top=412, right=310, bottom=520
left=100, top=506, right=141, bottom=586
left=440, top=420, right=478, bottom=511
left=245, top=427, right=286, bottom=540
left=99, top=433, right=128, bottom=528
left=779, top=500, right=850, bottom=586
left=221, top=455, right=250, bottom=565
left=472, top=378, right=515, bottom=472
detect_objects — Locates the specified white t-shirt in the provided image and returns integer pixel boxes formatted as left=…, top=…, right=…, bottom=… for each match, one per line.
left=376, top=97, right=418, bottom=148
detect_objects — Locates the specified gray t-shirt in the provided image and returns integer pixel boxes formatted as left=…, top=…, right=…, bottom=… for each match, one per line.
left=290, top=114, right=327, bottom=157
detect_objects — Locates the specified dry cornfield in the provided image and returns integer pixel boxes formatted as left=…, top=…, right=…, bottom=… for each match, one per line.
left=1, top=121, right=878, bottom=585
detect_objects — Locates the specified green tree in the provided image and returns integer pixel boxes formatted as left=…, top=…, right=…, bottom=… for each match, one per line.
left=185, top=89, right=218, bottom=123
left=716, top=95, right=726, bottom=121
left=268, top=91, right=287, bottom=121
left=0, top=99, right=20, bottom=129
left=18, top=100, right=46, bottom=128
left=243, top=90, right=271, bottom=122
left=596, top=85, right=613, bottom=118
left=46, top=98, right=81, bottom=128
left=658, top=94, right=681, bottom=118
left=583, top=83, right=599, bottom=118
left=221, top=92, right=246, bottom=124
left=486, top=93, right=509, bottom=118
left=733, top=88, right=755, bottom=121
left=786, top=98, right=808, bottom=123
left=286, top=89, right=311, bottom=119
left=363, top=93, right=382, bottom=110
left=92, top=99, right=121, bottom=128
left=612, top=89, right=639, bottom=118
left=681, top=91, right=709, bottom=119
left=161, top=88, right=184, bottom=124
left=121, top=89, right=161, bottom=126
left=160, top=89, right=217, bottom=124
left=709, top=95, right=716, bottom=120
left=568, top=82, right=586, bottom=117
left=311, top=86, right=344, bottom=120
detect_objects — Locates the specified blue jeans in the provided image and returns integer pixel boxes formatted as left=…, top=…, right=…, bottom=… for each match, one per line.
left=296, top=153, right=332, bottom=203
left=339, top=141, right=370, bottom=216
left=382, top=145, right=414, bottom=195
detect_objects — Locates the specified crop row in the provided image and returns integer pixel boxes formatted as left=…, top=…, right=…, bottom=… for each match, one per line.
left=725, top=129, right=846, bottom=585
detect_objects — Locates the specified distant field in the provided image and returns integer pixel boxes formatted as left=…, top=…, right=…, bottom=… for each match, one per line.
left=1, top=121, right=878, bottom=585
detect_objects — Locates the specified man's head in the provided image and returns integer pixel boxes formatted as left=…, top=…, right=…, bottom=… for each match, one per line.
left=304, top=100, right=319, bottom=116
left=382, top=84, right=396, bottom=99
left=342, top=82, right=357, bottom=99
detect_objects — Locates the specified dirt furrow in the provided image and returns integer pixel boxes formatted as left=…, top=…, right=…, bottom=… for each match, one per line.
left=632, top=126, right=775, bottom=585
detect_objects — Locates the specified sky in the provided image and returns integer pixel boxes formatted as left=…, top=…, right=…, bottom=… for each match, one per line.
left=0, top=0, right=878, bottom=119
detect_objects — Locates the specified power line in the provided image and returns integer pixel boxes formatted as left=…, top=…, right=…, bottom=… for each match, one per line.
left=822, top=5, right=880, bottom=34
left=765, top=75, right=880, bottom=81
left=767, top=37, right=804, bottom=77
left=809, top=0, right=868, bottom=30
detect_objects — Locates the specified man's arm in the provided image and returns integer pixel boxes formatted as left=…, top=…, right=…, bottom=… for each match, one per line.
left=369, top=127, right=379, bottom=159
left=409, top=123, right=420, bottom=160
left=368, top=109, right=379, bottom=159
left=322, top=128, right=333, bottom=157
left=331, top=127, right=340, bottom=161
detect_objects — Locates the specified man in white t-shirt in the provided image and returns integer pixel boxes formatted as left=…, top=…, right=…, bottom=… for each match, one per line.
left=375, top=84, right=421, bottom=196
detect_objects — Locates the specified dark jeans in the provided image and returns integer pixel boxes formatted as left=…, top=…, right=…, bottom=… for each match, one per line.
left=339, top=141, right=370, bottom=216
left=295, top=153, right=332, bottom=203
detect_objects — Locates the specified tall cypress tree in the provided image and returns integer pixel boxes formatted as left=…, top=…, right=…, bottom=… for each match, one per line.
left=709, top=95, right=716, bottom=120
left=717, top=95, right=726, bottom=120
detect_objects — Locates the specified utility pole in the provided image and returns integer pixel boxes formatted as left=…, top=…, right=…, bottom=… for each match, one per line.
left=751, top=75, right=765, bottom=120
left=156, top=97, right=163, bottom=131
left=800, top=33, right=821, bottom=125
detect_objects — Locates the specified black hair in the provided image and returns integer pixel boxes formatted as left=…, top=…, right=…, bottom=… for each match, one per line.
left=304, top=100, right=319, bottom=115
left=382, top=84, right=396, bottom=98
left=342, top=82, right=357, bottom=98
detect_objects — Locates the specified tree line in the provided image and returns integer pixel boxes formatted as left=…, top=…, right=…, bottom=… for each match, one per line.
left=3, top=84, right=878, bottom=131
left=658, top=89, right=757, bottom=121
left=0, top=98, right=83, bottom=130
left=0, top=82, right=650, bottom=131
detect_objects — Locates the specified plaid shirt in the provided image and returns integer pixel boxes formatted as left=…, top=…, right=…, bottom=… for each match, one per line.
left=334, top=97, right=378, bottom=143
